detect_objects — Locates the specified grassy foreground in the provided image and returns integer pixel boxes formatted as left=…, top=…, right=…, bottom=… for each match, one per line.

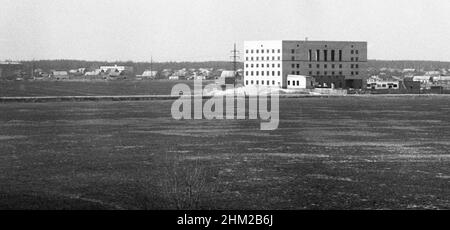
left=0, top=97, right=449, bottom=209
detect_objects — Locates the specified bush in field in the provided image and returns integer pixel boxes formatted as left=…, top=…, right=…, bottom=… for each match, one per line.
left=161, top=157, right=217, bottom=210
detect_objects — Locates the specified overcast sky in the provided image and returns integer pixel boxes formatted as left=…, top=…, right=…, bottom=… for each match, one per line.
left=1, top=0, right=449, bottom=62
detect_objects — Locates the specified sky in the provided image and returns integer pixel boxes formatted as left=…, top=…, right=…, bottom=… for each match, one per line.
left=1, top=0, right=450, bottom=62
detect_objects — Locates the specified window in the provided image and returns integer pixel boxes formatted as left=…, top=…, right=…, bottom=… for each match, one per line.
left=288, top=80, right=290, bottom=86
left=251, top=71, right=254, bottom=76
left=245, top=71, right=248, bottom=76
left=291, top=71, right=295, bottom=74
left=251, top=80, right=254, bottom=84
left=251, top=64, right=254, bottom=68
left=262, top=57, right=264, bottom=61
left=291, top=56, right=295, bottom=61
left=332, top=64, right=335, bottom=68
left=256, top=57, right=259, bottom=61
left=246, top=57, right=248, bottom=61
left=296, top=80, right=299, bottom=86
left=278, top=49, right=281, bottom=53
left=324, top=50, right=328, bottom=61
left=261, top=80, right=264, bottom=85
left=277, top=71, right=280, bottom=76
left=356, top=57, right=359, bottom=61
left=332, top=71, right=335, bottom=75
left=245, top=64, right=248, bottom=68
left=355, top=71, right=359, bottom=75
left=272, top=71, right=275, bottom=76
left=296, top=64, right=300, bottom=68
left=256, top=64, right=259, bottom=68
left=296, top=71, right=300, bottom=75
left=291, top=64, right=295, bottom=68
left=272, top=49, right=275, bottom=53
left=272, top=80, right=275, bottom=85
left=267, top=71, right=270, bottom=76
left=324, top=64, right=327, bottom=68
left=339, top=50, right=342, bottom=61
left=246, top=80, right=248, bottom=85
left=351, top=71, right=354, bottom=75
left=262, top=49, right=264, bottom=53
left=256, top=80, right=259, bottom=84
left=256, top=71, right=259, bottom=76
left=278, top=57, right=281, bottom=60
left=331, top=50, right=335, bottom=62
left=309, top=64, right=312, bottom=68
left=272, top=64, right=275, bottom=68
left=316, top=71, right=320, bottom=75
left=251, top=57, right=253, bottom=61
left=316, top=64, right=320, bottom=68
left=267, top=80, right=269, bottom=85
left=339, top=64, right=342, bottom=69
left=309, top=71, right=312, bottom=75
left=351, top=50, right=354, bottom=54
left=309, top=49, right=312, bottom=61
left=266, top=64, right=269, bottom=67
left=251, top=49, right=254, bottom=53
left=261, top=71, right=264, bottom=76
left=356, top=50, right=359, bottom=54
left=278, top=64, right=281, bottom=67
left=351, top=57, right=354, bottom=61
left=316, top=50, right=320, bottom=61
left=272, top=57, right=275, bottom=60
left=339, top=71, right=342, bottom=75
left=355, top=64, right=359, bottom=68
left=324, top=71, right=327, bottom=75
left=351, top=64, right=354, bottom=68
left=291, top=49, right=295, bottom=54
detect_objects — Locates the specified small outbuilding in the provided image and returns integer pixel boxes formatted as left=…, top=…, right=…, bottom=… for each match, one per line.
left=287, top=75, right=315, bottom=89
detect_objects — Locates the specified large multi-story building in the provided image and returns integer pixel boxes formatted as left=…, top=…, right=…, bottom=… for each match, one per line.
left=243, top=40, right=367, bottom=89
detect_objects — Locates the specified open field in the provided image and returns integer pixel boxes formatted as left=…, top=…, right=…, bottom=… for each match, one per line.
left=0, top=97, right=449, bottom=209
left=0, top=80, right=213, bottom=97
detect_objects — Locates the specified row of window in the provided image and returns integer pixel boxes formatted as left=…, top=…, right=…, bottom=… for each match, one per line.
left=246, top=49, right=281, bottom=54
left=307, top=71, right=359, bottom=75
left=307, top=71, right=344, bottom=76
left=244, top=63, right=359, bottom=69
left=246, top=63, right=281, bottom=68
left=245, top=56, right=281, bottom=61
left=245, top=71, right=281, bottom=76
left=308, top=49, right=343, bottom=62
left=287, top=80, right=314, bottom=87
left=245, top=70, right=359, bottom=77
left=308, top=63, right=343, bottom=69
left=245, top=80, right=281, bottom=86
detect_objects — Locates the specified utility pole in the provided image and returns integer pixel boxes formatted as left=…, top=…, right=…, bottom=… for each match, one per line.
left=150, top=56, right=153, bottom=78
left=230, top=43, right=240, bottom=85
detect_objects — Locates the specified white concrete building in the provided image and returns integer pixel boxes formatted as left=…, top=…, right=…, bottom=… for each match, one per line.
left=287, top=75, right=315, bottom=89
left=243, top=40, right=368, bottom=89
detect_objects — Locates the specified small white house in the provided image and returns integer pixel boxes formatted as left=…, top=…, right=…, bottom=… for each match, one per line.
left=366, top=79, right=400, bottom=89
left=286, top=75, right=315, bottom=89
left=413, top=76, right=432, bottom=83
left=136, top=70, right=157, bottom=79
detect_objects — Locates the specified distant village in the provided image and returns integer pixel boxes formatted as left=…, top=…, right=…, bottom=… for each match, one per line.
left=2, top=60, right=450, bottom=93
left=366, top=67, right=450, bottom=93
left=0, top=61, right=243, bottom=82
